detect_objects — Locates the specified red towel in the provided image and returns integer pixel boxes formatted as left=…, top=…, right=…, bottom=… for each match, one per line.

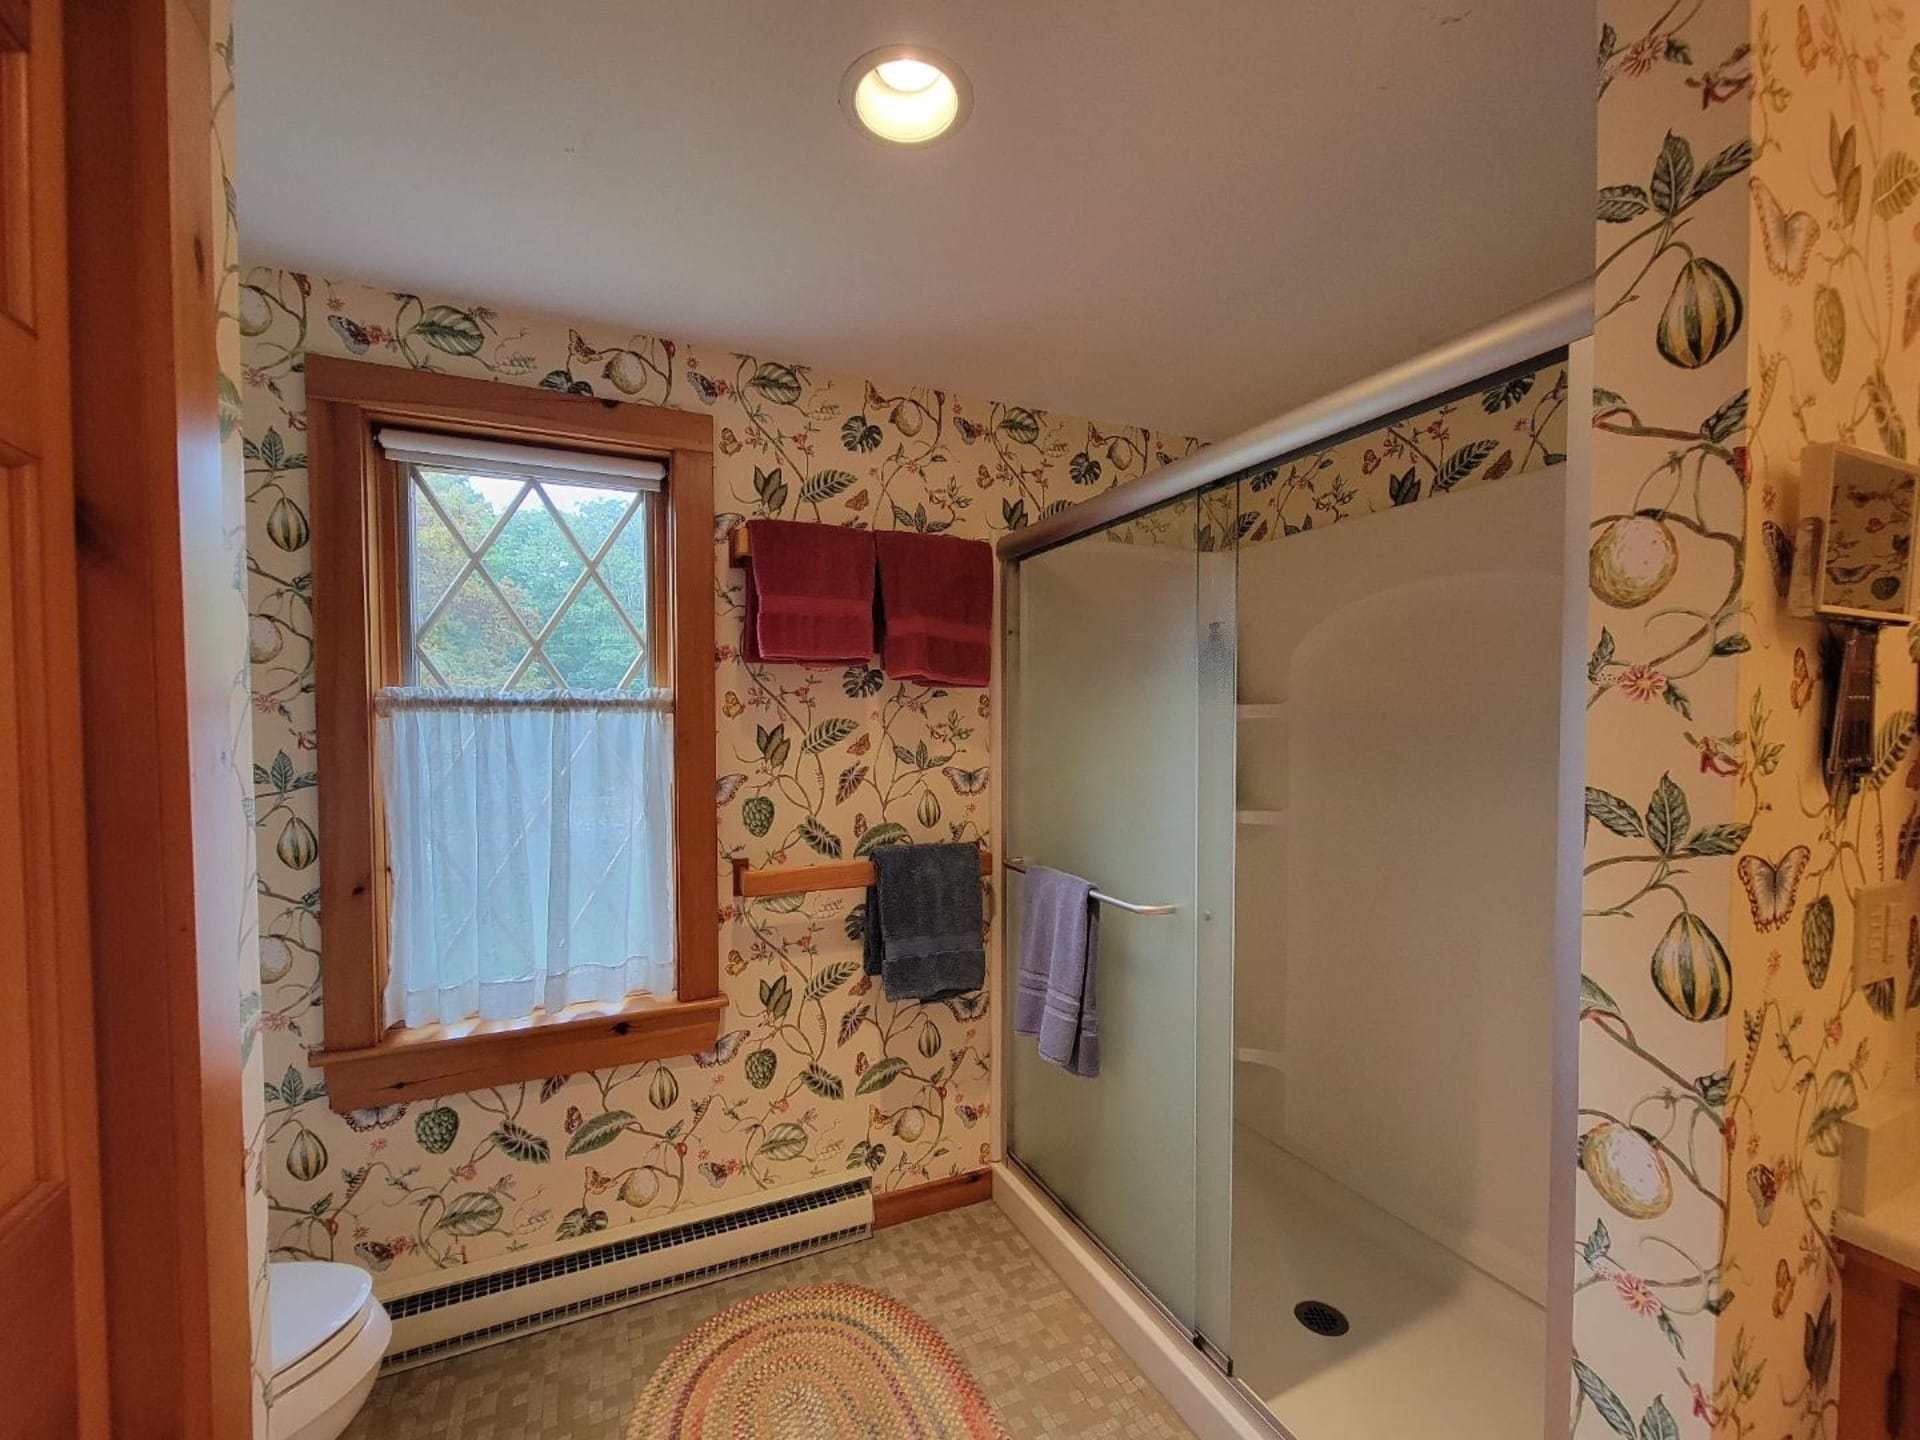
left=742, top=519, right=876, bottom=664
left=874, top=530, right=993, bottom=687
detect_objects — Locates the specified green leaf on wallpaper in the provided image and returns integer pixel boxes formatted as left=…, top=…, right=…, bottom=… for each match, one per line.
left=842, top=415, right=883, bottom=453
left=437, top=1191, right=506, bottom=1236
left=556, top=1208, right=609, bottom=1241
left=803, top=718, right=859, bottom=754
left=1809, top=1070, right=1861, bottom=1156
left=759, top=1123, right=809, bottom=1161
left=1645, top=774, right=1690, bottom=857
left=1660, top=680, right=1693, bottom=721
left=760, top=974, right=791, bottom=1021
left=1682, top=823, right=1749, bottom=856
left=744, top=1048, right=778, bottom=1089
left=748, top=363, right=804, bottom=406
left=1002, top=498, right=1030, bottom=530
left=1871, top=710, right=1917, bottom=787
left=1587, top=628, right=1616, bottom=682
left=999, top=407, right=1042, bottom=445
left=1908, top=44, right=1920, bottom=117
left=1638, top=1397, right=1680, bottom=1440
left=1070, top=451, right=1103, bottom=486
left=1871, top=365, right=1908, bottom=458
left=753, top=466, right=790, bottom=515
left=801, top=1063, right=844, bottom=1100
left=844, top=906, right=867, bottom=946
left=854, top=822, right=910, bottom=857
left=217, top=371, right=243, bottom=443
left=741, top=795, right=775, bottom=837
left=1649, top=132, right=1694, bottom=217
left=1387, top=468, right=1419, bottom=506
left=1711, top=633, right=1752, bottom=656
left=1803, top=894, right=1836, bottom=989
left=412, top=306, right=486, bottom=357
left=1584, top=787, right=1644, bottom=838
left=1700, top=389, right=1747, bottom=444
left=1481, top=375, right=1535, bottom=412
left=856, top=1056, right=910, bottom=1095
left=1865, top=977, right=1898, bottom=1019
left=491, top=1122, right=550, bottom=1164
left=1579, top=975, right=1622, bottom=1018
left=1573, top=1359, right=1637, bottom=1439
left=799, top=818, right=843, bottom=858
left=1814, top=285, right=1846, bottom=383
left=1876, top=150, right=1920, bottom=218
left=756, top=723, right=791, bottom=768
left=1580, top=1219, right=1610, bottom=1265
left=1431, top=438, right=1498, bottom=494
left=843, top=665, right=885, bottom=699
left=564, top=1110, right=635, bottom=1157
left=800, top=469, right=859, bottom=505
left=835, top=764, right=869, bottom=805
left=806, top=960, right=859, bottom=1001
left=1904, top=272, right=1920, bottom=350
left=1596, top=184, right=1650, bottom=223
left=1689, top=139, right=1754, bottom=202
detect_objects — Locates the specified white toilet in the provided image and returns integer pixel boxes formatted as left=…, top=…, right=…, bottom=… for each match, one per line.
left=267, top=1261, right=392, bottom=1440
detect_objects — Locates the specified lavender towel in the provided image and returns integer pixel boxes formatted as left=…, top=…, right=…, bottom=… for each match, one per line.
left=1013, top=865, right=1100, bottom=1078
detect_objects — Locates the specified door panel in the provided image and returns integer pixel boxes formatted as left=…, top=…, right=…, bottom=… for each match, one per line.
left=0, top=1, right=105, bottom=1435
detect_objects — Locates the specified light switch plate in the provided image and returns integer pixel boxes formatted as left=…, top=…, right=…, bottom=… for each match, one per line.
left=1853, top=882, right=1906, bottom=989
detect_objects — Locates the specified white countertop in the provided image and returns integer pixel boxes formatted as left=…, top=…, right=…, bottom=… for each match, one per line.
left=1836, top=1183, right=1920, bottom=1277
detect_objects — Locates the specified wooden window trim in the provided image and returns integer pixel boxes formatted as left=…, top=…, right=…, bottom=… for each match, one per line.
left=303, top=355, right=720, bottom=1113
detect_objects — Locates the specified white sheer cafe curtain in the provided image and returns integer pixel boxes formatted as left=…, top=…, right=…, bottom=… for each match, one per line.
left=376, top=687, right=674, bottom=1028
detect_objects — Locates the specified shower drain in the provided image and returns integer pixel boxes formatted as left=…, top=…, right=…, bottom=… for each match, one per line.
left=1293, top=1300, right=1351, bottom=1337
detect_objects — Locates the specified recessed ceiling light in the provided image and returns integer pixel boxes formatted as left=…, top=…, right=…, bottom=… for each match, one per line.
left=841, top=46, right=972, bottom=146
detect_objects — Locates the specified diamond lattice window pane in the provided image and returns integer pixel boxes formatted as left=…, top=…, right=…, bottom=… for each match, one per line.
left=417, top=569, right=531, bottom=688
left=416, top=468, right=525, bottom=551
left=480, top=495, right=585, bottom=635
left=545, top=481, right=637, bottom=557
left=596, top=506, right=651, bottom=683
left=410, top=488, right=468, bottom=633
left=542, top=580, right=641, bottom=690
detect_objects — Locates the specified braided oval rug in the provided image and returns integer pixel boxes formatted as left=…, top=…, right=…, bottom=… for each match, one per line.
left=628, top=1282, right=1011, bottom=1439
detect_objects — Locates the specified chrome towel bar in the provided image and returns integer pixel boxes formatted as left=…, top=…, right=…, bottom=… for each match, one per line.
left=1002, top=858, right=1179, bottom=916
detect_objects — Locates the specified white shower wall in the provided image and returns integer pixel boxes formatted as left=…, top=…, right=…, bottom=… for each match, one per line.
left=1234, top=470, right=1566, bottom=1304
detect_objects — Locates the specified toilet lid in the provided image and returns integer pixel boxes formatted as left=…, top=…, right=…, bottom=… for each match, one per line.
left=269, top=1262, right=374, bottom=1377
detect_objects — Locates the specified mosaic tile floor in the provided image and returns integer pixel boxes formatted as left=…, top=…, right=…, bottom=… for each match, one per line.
left=343, top=1203, right=1194, bottom=1439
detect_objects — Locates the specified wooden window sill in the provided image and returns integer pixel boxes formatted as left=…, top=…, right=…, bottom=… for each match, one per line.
left=308, top=994, right=728, bottom=1113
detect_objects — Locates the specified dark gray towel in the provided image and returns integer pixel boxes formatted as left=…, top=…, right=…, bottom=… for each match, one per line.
left=864, top=843, right=985, bottom=1002
left=1013, top=865, right=1100, bottom=1077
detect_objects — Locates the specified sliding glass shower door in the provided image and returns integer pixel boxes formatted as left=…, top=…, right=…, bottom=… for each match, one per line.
left=1005, top=491, right=1236, bottom=1357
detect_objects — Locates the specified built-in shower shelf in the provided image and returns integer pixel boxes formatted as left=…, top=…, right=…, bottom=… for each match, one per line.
left=1235, top=1045, right=1286, bottom=1070
left=1236, top=702, right=1289, bottom=722
left=1237, top=809, right=1287, bottom=827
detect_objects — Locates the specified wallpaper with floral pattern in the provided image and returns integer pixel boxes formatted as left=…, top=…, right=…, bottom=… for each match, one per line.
left=1586, top=5, right=1920, bottom=1439
left=210, top=3, right=272, bottom=1427
left=1719, top=4, right=1920, bottom=1436
left=241, top=269, right=1202, bottom=1284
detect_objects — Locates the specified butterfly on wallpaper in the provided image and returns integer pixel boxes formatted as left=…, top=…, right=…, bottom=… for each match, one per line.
left=698, top=1160, right=737, bottom=1188
left=954, top=415, right=987, bottom=444
left=1762, top=521, right=1794, bottom=598
left=689, top=371, right=727, bottom=403
left=1790, top=648, right=1815, bottom=711
left=1771, top=1258, right=1795, bottom=1318
left=1750, top=177, right=1820, bottom=283
left=693, top=1028, right=750, bottom=1068
left=343, top=1102, right=407, bottom=1132
left=944, top=992, right=990, bottom=1022
left=714, top=512, right=746, bottom=547
left=943, top=765, right=988, bottom=796
left=353, top=1240, right=397, bottom=1272
left=1737, top=845, right=1812, bottom=931
left=326, top=313, right=373, bottom=355
left=716, top=772, right=749, bottom=805
left=955, top=1102, right=988, bottom=1128
left=564, top=1105, right=584, bottom=1135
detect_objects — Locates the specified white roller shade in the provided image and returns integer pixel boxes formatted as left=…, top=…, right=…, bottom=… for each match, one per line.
left=377, top=428, right=665, bottom=490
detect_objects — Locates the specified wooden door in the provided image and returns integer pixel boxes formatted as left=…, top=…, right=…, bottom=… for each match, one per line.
left=0, top=0, right=108, bottom=1437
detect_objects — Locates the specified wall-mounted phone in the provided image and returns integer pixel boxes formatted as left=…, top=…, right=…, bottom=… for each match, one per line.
left=1789, top=443, right=1918, bottom=781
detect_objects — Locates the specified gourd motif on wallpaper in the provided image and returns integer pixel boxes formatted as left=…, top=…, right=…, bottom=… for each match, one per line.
left=242, top=270, right=1204, bottom=1280
left=1584, top=4, right=1920, bottom=1438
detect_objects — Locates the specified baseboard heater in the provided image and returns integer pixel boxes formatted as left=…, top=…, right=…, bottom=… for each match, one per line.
left=378, top=1175, right=875, bottom=1370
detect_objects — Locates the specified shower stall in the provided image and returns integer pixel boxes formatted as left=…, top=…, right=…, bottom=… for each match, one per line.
left=996, top=290, right=1590, bottom=1440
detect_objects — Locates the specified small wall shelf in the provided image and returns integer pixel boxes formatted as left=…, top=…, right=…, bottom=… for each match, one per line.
left=1236, top=702, right=1289, bottom=722
left=731, top=849, right=994, bottom=899
left=1237, top=809, right=1287, bottom=828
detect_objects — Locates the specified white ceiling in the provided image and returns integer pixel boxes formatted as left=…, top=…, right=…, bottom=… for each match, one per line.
left=235, top=1, right=1592, bottom=439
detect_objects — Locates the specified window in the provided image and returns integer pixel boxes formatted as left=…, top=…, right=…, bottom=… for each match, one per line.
left=305, top=358, right=721, bottom=1112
